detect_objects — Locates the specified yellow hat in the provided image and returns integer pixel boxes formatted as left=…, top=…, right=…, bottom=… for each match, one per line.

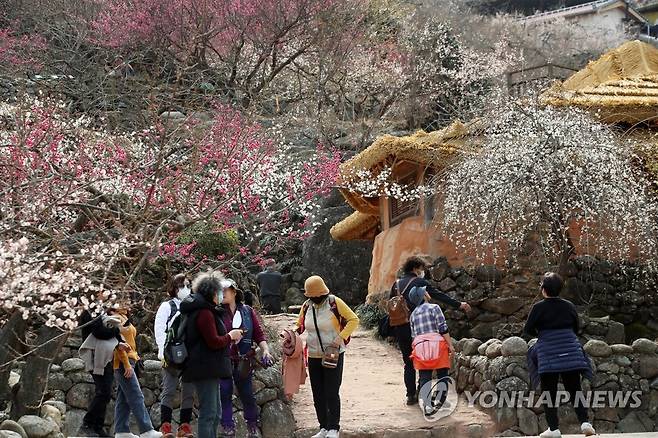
left=304, top=275, right=330, bottom=297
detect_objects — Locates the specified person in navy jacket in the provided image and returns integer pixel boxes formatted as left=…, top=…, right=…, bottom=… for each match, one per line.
left=524, top=272, right=595, bottom=438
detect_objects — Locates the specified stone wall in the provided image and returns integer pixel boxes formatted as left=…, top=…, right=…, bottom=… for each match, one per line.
left=5, top=331, right=295, bottom=438
left=452, top=336, right=658, bottom=436
left=416, top=256, right=657, bottom=342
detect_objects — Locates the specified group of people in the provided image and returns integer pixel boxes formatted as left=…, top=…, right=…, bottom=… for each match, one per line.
left=388, top=256, right=597, bottom=438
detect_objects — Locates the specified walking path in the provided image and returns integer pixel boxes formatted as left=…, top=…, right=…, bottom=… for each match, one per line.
left=263, top=314, right=494, bottom=438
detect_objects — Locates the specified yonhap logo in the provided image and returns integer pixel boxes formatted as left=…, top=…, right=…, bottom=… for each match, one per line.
left=418, top=376, right=458, bottom=422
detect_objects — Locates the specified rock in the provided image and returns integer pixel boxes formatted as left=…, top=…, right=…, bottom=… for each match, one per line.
left=142, top=387, right=156, bottom=407
left=0, top=421, right=27, bottom=438
left=615, top=356, right=632, bottom=367
left=66, top=383, right=95, bottom=409
left=438, top=277, right=457, bottom=292
left=495, top=407, right=517, bottom=432
left=462, top=339, right=483, bottom=356
left=49, top=365, right=61, bottom=373
left=474, top=265, right=503, bottom=285
left=485, top=342, right=502, bottom=359
left=477, top=339, right=498, bottom=355
left=430, top=258, right=450, bottom=282
left=254, top=388, right=278, bottom=405
left=63, top=410, right=85, bottom=438
left=285, top=288, right=306, bottom=306
left=517, top=407, right=538, bottom=436
left=0, top=432, right=22, bottom=438
left=501, top=337, right=528, bottom=357
left=470, top=322, right=499, bottom=339
left=605, top=321, right=625, bottom=344
left=68, top=372, right=93, bottom=384
left=42, top=401, right=66, bottom=416
left=254, top=366, right=282, bottom=388
left=455, top=273, right=478, bottom=291
left=40, top=406, right=62, bottom=429
left=611, top=344, right=633, bottom=354
left=60, top=358, right=85, bottom=373
left=17, top=416, right=58, bottom=438
left=260, top=400, right=295, bottom=438
left=160, top=111, right=185, bottom=120
left=47, top=374, right=72, bottom=392
left=597, top=362, right=620, bottom=374
left=302, top=190, right=373, bottom=304
left=480, top=298, right=524, bottom=316
left=143, top=360, right=162, bottom=372
left=583, top=340, right=612, bottom=357
left=496, top=376, right=528, bottom=392
left=633, top=338, right=658, bottom=354
left=636, top=356, right=658, bottom=379
left=618, top=411, right=655, bottom=433
left=594, top=406, right=619, bottom=422
left=9, top=371, right=20, bottom=388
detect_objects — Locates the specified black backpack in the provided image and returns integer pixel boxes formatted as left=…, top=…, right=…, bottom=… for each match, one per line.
left=163, top=309, right=190, bottom=369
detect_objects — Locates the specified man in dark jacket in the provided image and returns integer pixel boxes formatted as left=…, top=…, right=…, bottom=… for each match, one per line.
left=390, top=256, right=471, bottom=405
left=78, top=309, right=124, bottom=437
left=256, top=261, right=282, bottom=314
left=180, top=271, right=243, bottom=438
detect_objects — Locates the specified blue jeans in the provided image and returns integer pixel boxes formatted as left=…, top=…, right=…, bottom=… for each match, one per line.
left=114, top=361, right=154, bottom=434
left=193, top=378, right=221, bottom=438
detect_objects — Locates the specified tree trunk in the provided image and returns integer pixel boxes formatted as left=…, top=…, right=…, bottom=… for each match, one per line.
left=0, top=312, right=27, bottom=406
left=11, top=325, right=68, bottom=418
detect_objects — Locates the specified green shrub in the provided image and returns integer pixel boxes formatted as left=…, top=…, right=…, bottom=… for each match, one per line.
left=356, top=302, right=387, bottom=330
left=177, top=222, right=239, bottom=259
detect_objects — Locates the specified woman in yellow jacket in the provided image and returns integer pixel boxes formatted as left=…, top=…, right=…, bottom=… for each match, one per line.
left=296, top=276, right=359, bottom=438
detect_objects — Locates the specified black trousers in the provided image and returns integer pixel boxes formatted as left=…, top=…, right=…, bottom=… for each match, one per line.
left=308, top=353, right=344, bottom=431
left=262, top=295, right=282, bottom=314
left=83, top=363, right=114, bottom=427
left=540, top=370, right=589, bottom=431
left=418, top=368, right=450, bottom=411
left=395, top=324, right=416, bottom=397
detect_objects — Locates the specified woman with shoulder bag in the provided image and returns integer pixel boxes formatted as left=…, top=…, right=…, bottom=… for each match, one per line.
left=219, top=279, right=274, bottom=438
left=154, top=274, right=195, bottom=438
left=296, top=276, right=359, bottom=438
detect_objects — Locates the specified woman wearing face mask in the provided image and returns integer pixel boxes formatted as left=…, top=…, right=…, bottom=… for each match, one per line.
left=179, top=271, right=243, bottom=438
left=296, top=276, right=359, bottom=438
left=154, top=274, right=195, bottom=438
left=390, top=256, right=471, bottom=406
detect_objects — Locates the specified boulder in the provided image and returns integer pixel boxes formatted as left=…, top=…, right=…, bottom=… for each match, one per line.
left=254, top=388, right=278, bottom=405
left=480, top=298, right=524, bottom=316
left=636, top=356, right=658, bottom=379
left=474, top=265, right=503, bottom=285
left=615, top=356, right=631, bottom=367
left=605, top=321, right=625, bottom=345
left=597, top=362, right=619, bottom=374
left=501, top=337, right=528, bottom=357
left=68, top=372, right=93, bottom=384
left=438, top=278, right=457, bottom=292
left=301, top=190, right=373, bottom=305
left=611, top=344, right=634, bottom=355
left=17, top=416, right=58, bottom=438
left=63, top=410, right=85, bottom=438
left=0, top=421, right=27, bottom=438
left=284, top=288, right=306, bottom=306
left=618, top=411, right=655, bottom=433
left=496, top=376, right=528, bottom=392
left=0, top=432, right=22, bottom=438
left=632, top=338, right=658, bottom=354
left=42, top=402, right=66, bottom=416
left=66, top=383, right=95, bottom=409
left=430, top=258, right=450, bottom=282
left=517, top=407, right=538, bottom=436
left=260, top=400, right=295, bottom=438
left=462, top=339, right=483, bottom=356
left=254, top=367, right=282, bottom=388
left=60, top=358, right=85, bottom=373
left=39, top=406, right=62, bottom=430
left=583, top=340, right=612, bottom=357
left=47, top=374, right=72, bottom=392
left=470, top=322, right=499, bottom=339
left=456, top=273, right=478, bottom=291
left=485, top=342, right=502, bottom=359
left=477, top=339, right=499, bottom=355
left=495, top=406, right=517, bottom=432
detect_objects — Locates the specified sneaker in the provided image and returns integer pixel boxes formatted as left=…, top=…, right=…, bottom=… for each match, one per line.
left=326, top=431, right=339, bottom=438
left=115, top=434, right=139, bottom=438
left=160, top=423, right=174, bottom=438
left=176, top=424, right=193, bottom=438
left=310, top=429, right=328, bottom=438
left=581, top=422, right=596, bottom=436
left=406, top=395, right=418, bottom=405
left=539, top=429, right=562, bottom=438
left=246, top=424, right=260, bottom=438
left=139, top=431, right=163, bottom=438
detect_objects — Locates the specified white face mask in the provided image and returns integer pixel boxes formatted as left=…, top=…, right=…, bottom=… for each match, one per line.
left=216, top=290, right=224, bottom=304
left=177, top=286, right=191, bottom=301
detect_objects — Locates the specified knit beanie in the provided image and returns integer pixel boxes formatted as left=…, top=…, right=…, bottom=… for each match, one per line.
left=409, top=286, right=427, bottom=307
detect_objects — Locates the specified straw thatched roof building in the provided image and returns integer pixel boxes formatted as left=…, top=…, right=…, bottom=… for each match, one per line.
left=540, top=40, right=658, bottom=124
left=330, top=120, right=479, bottom=241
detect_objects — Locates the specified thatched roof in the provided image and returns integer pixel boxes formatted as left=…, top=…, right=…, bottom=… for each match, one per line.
left=329, top=211, right=380, bottom=241
left=332, top=120, right=478, bottom=241
left=540, top=40, right=658, bottom=124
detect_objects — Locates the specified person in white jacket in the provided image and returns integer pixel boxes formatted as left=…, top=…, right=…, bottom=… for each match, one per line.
left=154, top=273, right=195, bottom=438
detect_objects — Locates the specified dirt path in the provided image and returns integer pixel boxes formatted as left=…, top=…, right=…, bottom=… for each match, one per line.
left=264, top=314, right=494, bottom=438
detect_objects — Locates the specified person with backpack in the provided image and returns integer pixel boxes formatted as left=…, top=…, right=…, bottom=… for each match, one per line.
left=108, top=305, right=162, bottom=438
left=154, top=274, right=195, bottom=438
left=388, top=256, right=471, bottom=405
left=219, top=279, right=274, bottom=438
left=179, top=271, right=244, bottom=438
left=296, top=275, right=359, bottom=438
left=408, top=286, right=454, bottom=416
left=524, top=273, right=595, bottom=438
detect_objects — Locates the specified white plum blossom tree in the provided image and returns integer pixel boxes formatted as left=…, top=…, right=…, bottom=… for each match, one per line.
left=439, top=100, right=658, bottom=274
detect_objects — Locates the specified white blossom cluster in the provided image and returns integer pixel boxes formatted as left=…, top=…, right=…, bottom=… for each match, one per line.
left=440, top=99, right=658, bottom=271
left=341, top=167, right=433, bottom=201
